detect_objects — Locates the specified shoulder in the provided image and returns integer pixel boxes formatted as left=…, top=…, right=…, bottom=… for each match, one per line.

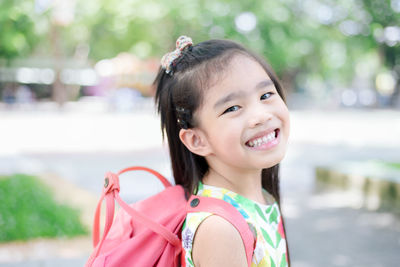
left=192, top=215, right=248, bottom=267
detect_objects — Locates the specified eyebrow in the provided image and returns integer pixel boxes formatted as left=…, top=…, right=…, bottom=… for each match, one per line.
left=213, top=79, right=274, bottom=110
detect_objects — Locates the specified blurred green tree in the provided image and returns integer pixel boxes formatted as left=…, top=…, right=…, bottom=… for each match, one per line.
left=68, top=0, right=399, bottom=100
left=0, top=0, right=39, bottom=64
left=1, top=0, right=399, bottom=106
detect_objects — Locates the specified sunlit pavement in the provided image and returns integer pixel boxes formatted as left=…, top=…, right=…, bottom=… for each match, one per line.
left=0, top=101, right=399, bottom=266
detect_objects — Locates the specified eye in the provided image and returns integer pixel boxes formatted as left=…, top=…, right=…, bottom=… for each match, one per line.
left=222, top=105, right=240, bottom=114
left=261, top=92, right=274, bottom=100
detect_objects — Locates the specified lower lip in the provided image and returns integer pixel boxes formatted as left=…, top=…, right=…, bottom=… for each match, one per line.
left=248, top=130, right=280, bottom=151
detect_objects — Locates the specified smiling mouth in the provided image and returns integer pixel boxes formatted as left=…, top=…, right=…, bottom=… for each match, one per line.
left=246, top=129, right=279, bottom=147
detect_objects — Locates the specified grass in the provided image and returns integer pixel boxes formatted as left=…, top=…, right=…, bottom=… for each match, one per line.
left=0, top=174, right=88, bottom=242
left=385, top=162, right=400, bottom=170
left=374, top=160, right=400, bottom=171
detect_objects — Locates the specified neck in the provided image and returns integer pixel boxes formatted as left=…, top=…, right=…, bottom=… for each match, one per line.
left=202, top=164, right=267, bottom=205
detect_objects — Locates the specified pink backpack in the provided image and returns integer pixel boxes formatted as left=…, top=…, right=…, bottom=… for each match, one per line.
left=85, top=166, right=255, bottom=267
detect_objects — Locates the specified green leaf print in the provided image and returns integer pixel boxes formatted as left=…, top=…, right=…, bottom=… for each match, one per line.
left=223, top=195, right=249, bottom=219
left=236, top=195, right=255, bottom=214
left=254, top=204, right=268, bottom=222
left=265, top=205, right=273, bottom=215
left=269, top=207, right=278, bottom=224
left=270, top=256, right=276, bottom=267
left=261, top=228, right=275, bottom=248
left=275, top=231, right=282, bottom=248
left=280, top=253, right=287, bottom=267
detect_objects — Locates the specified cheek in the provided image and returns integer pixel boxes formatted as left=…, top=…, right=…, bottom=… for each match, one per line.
left=279, top=105, right=290, bottom=138
left=208, top=120, right=243, bottom=148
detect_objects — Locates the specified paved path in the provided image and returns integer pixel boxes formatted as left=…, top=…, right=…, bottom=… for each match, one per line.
left=0, top=103, right=399, bottom=266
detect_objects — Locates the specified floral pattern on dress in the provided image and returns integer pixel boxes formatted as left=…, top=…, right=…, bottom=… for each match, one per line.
left=181, top=183, right=288, bottom=267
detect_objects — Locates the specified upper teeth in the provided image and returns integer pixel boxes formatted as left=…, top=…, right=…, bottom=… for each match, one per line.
left=248, top=131, right=276, bottom=147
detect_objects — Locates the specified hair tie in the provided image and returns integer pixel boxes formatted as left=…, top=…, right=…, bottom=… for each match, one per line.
left=161, top=35, right=193, bottom=74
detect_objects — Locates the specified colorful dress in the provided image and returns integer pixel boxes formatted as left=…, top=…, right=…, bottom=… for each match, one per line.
left=181, top=182, right=288, bottom=267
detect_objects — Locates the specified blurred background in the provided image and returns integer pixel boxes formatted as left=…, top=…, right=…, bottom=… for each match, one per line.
left=0, top=0, right=399, bottom=266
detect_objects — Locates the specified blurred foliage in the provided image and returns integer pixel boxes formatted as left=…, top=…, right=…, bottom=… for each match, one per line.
left=0, top=0, right=39, bottom=64
left=0, top=174, right=87, bottom=242
left=371, top=160, right=400, bottom=170
left=381, top=161, right=400, bottom=170
left=1, top=0, right=400, bottom=91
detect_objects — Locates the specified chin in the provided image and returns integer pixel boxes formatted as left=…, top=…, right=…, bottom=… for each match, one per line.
left=261, top=162, right=280, bottom=170
left=261, top=153, right=286, bottom=169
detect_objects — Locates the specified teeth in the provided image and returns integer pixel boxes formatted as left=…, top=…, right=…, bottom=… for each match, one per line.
left=248, top=131, right=276, bottom=147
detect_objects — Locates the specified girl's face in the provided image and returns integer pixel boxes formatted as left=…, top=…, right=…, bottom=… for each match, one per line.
left=194, top=54, right=290, bottom=172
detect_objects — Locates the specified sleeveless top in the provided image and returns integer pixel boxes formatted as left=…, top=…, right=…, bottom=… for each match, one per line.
left=181, top=182, right=288, bottom=267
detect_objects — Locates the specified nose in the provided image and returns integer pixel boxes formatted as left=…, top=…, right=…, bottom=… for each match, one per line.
left=247, top=103, right=272, bottom=128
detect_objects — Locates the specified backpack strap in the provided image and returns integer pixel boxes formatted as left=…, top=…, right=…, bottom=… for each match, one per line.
left=88, top=166, right=255, bottom=267
left=89, top=166, right=179, bottom=264
left=187, top=195, right=255, bottom=267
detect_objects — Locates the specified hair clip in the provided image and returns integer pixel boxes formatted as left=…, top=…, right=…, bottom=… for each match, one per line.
left=176, top=106, right=191, bottom=129
left=161, top=36, right=193, bottom=74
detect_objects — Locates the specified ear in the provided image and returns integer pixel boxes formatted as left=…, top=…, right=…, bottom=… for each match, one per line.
left=179, top=128, right=212, bottom=157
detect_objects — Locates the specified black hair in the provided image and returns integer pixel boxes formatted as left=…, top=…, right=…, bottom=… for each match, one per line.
left=153, top=38, right=290, bottom=264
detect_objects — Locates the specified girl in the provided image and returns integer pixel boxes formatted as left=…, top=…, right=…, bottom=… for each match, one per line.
left=153, top=36, right=290, bottom=267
